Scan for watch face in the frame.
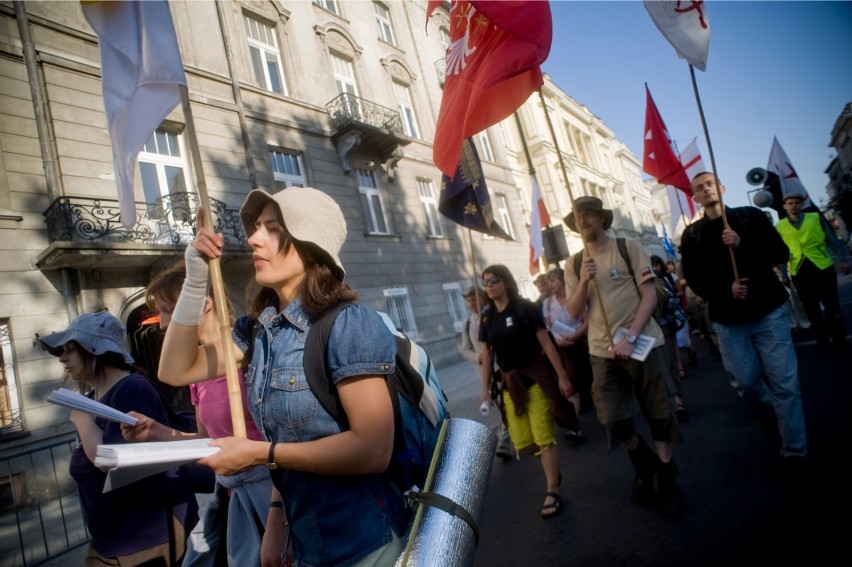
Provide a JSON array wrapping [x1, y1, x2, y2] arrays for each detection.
[[627, 335, 637, 344]]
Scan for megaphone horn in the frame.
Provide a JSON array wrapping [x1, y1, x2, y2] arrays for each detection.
[[746, 167, 768, 186]]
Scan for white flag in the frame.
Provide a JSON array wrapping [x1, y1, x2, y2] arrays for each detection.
[[644, 0, 711, 71], [82, 0, 187, 228], [529, 175, 550, 275], [767, 137, 812, 208], [679, 138, 706, 180]]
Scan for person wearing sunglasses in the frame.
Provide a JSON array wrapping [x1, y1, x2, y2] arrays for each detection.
[[477, 265, 574, 520]]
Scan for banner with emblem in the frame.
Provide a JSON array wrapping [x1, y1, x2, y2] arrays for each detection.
[[427, 0, 552, 177]]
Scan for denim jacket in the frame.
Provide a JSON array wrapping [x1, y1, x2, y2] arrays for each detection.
[[233, 299, 407, 567]]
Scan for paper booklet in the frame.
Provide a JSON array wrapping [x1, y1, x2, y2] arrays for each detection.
[[550, 319, 580, 341], [47, 388, 138, 426], [95, 438, 219, 492], [612, 327, 657, 362]]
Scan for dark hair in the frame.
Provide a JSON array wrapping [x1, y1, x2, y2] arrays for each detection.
[[546, 267, 564, 281], [650, 255, 668, 274], [481, 264, 519, 311], [146, 260, 186, 311], [62, 342, 141, 391], [147, 259, 235, 324], [245, 221, 357, 321], [690, 171, 721, 186]]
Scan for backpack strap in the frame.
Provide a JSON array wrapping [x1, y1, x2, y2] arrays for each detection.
[[303, 302, 353, 428], [303, 303, 404, 453], [615, 237, 637, 284]]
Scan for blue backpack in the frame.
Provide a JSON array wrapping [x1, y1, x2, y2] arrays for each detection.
[[303, 303, 449, 504]]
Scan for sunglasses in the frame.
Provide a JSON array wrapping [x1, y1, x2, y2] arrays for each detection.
[[482, 276, 502, 287]]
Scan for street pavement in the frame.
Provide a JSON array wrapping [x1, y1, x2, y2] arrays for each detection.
[[41, 276, 852, 566], [452, 274, 852, 567]]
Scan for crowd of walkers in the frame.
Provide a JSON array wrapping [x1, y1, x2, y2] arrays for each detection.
[[43, 172, 849, 565]]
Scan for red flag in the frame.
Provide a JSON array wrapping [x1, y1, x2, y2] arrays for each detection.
[[643, 85, 691, 196], [427, 1, 552, 177], [529, 175, 550, 274]]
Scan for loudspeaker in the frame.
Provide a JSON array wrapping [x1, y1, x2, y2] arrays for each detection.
[[746, 167, 768, 186], [542, 225, 570, 264]]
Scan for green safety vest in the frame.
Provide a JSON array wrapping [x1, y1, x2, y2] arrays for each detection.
[[776, 212, 834, 276]]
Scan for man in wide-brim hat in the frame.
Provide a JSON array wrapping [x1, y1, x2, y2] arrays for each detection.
[[563, 196, 613, 239], [562, 194, 685, 516]]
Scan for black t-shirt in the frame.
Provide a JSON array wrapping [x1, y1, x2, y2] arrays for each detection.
[[479, 298, 544, 372]]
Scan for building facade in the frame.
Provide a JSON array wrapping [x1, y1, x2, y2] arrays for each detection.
[[0, 0, 663, 481]]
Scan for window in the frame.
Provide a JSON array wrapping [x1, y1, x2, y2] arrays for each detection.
[[356, 168, 390, 235], [384, 287, 419, 340], [374, 2, 396, 45], [244, 14, 286, 94], [477, 131, 494, 162], [269, 150, 306, 187], [331, 53, 358, 96], [443, 283, 467, 332], [0, 320, 23, 435], [439, 27, 450, 52], [393, 81, 419, 139], [495, 193, 515, 238], [417, 179, 444, 237], [314, 0, 338, 14], [139, 128, 188, 205]]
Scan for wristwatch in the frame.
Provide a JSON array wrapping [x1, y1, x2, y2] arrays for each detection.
[[626, 335, 637, 345], [266, 441, 278, 470]]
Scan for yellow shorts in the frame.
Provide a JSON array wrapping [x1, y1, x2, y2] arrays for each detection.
[[503, 383, 557, 456]]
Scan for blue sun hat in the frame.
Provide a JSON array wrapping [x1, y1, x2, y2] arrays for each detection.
[[40, 311, 134, 365]]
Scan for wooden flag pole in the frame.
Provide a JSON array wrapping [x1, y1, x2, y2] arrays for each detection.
[[689, 64, 740, 282], [538, 90, 615, 347], [179, 85, 247, 438]]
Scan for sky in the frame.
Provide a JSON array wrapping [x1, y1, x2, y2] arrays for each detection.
[[539, 0, 852, 213]]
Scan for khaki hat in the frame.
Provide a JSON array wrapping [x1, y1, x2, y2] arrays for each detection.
[[240, 187, 347, 280], [40, 311, 134, 365], [563, 196, 614, 233], [782, 192, 805, 203]]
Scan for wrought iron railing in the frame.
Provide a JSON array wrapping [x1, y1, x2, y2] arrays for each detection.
[[326, 92, 404, 133], [0, 435, 88, 566], [43, 193, 247, 246]]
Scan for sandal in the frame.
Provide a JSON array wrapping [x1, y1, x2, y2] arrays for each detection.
[[541, 492, 562, 519]]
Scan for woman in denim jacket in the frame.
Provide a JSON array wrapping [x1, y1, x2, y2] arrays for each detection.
[[158, 187, 407, 567]]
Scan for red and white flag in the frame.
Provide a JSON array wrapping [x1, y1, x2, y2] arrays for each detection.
[[82, 0, 187, 228], [644, 0, 711, 71], [529, 175, 551, 275], [643, 85, 691, 196], [427, 1, 552, 177], [679, 137, 705, 180], [767, 137, 812, 208]]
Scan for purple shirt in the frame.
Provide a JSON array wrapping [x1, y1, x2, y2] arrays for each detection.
[[69, 373, 197, 557]]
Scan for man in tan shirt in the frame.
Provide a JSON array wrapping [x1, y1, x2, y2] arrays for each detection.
[[564, 197, 684, 516]]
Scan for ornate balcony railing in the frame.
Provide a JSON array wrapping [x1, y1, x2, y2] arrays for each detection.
[[43, 193, 247, 246], [326, 92, 403, 134]]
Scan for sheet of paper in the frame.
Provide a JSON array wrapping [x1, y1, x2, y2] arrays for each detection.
[[47, 388, 137, 425], [96, 438, 219, 492], [612, 327, 656, 362]]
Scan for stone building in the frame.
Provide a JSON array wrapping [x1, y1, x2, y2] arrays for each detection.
[[0, 0, 661, 477]]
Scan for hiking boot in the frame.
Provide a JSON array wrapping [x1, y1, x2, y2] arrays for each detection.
[[632, 474, 655, 506], [657, 459, 685, 516], [628, 436, 657, 506]]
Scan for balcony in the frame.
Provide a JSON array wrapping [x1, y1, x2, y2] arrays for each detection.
[[325, 92, 410, 175], [35, 192, 249, 270]]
